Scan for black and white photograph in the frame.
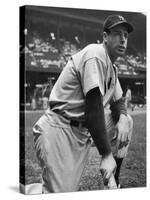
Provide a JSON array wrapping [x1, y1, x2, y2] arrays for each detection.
[[19, 4, 147, 195]]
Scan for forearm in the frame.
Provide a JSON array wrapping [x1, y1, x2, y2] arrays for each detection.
[[85, 87, 111, 157], [110, 97, 127, 122]]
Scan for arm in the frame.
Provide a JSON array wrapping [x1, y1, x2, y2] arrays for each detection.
[[85, 87, 116, 181], [110, 93, 130, 146], [85, 87, 111, 156]]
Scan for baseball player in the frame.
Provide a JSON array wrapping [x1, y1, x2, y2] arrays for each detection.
[[33, 15, 134, 193]]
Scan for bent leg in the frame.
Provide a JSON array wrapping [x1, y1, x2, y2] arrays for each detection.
[[33, 114, 91, 193]]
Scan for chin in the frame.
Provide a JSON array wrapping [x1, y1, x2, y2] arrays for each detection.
[[116, 51, 126, 57]]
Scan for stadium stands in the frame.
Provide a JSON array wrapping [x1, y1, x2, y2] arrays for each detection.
[[24, 31, 146, 72]]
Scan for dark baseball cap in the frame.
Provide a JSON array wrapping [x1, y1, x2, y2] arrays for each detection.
[[103, 15, 134, 33]]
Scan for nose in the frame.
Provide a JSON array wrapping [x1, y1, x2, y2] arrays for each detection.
[[120, 35, 125, 44], [120, 34, 127, 44]]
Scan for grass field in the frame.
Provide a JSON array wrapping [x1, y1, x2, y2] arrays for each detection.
[[21, 109, 146, 191]]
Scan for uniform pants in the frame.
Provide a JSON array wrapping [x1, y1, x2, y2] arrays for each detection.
[[33, 109, 133, 193]]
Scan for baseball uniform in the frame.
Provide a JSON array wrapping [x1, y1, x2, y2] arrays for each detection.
[[33, 42, 133, 193]]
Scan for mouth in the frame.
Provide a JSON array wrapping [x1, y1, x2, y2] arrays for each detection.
[[118, 46, 126, 52]]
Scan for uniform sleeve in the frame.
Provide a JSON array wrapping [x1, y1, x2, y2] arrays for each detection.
[[80, 58, 105, 96], [112, 78, 123, 102]]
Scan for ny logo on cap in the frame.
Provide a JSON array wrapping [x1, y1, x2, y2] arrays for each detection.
[[118, 15, 125, 21]]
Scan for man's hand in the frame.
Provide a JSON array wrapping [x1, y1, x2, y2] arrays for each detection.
[[115, 114, 129, 144], [100, 153, 116, 185], [114, 114, 131, 158]]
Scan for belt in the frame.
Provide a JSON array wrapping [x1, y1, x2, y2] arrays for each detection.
[[70, 120, 87, 128], [51, 109, 87, 128]]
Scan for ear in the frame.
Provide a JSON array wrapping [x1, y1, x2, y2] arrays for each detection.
[[103, 32, 108, 43]]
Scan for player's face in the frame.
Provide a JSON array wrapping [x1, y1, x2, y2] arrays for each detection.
[[105, 24, 128, 58]]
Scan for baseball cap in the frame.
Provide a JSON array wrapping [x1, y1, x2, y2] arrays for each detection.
[[103, 15, 134, 33]]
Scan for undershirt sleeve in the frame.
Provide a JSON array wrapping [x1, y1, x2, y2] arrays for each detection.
[[85, 87, 112, 156]]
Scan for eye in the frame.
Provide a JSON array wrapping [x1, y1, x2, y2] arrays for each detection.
[[124, 32, 128, 39]]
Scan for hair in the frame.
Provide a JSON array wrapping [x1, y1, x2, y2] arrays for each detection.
[[103, 28, 110, 34]]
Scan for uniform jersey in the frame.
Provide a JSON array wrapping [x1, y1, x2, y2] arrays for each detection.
[[48, 42, 123, 121]]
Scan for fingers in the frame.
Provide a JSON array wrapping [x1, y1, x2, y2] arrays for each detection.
[[120, 132, 128, 143], [105, 171, 112, 183], [100, 169, 107, 180], [100, 169, 109, 185], [116, 126, 129, 143], [111, 130, 118, 142], [115, 118, 130, 143], [100, 153, 117, 187], [100, 169, 116, 186]]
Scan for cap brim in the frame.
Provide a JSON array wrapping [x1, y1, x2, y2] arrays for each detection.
[[109, 21, 134, 33]]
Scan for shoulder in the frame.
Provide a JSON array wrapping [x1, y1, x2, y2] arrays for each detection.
[[85, 43, 105, 54], [71, 43, 108, 69], [73, 43, 106, 58], [83, 43, 107, 63]]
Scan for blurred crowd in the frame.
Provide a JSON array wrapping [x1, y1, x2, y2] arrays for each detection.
[[21, 30, 79, 69], [21, 30, 146, 72], [115, 54, 146, 76]]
